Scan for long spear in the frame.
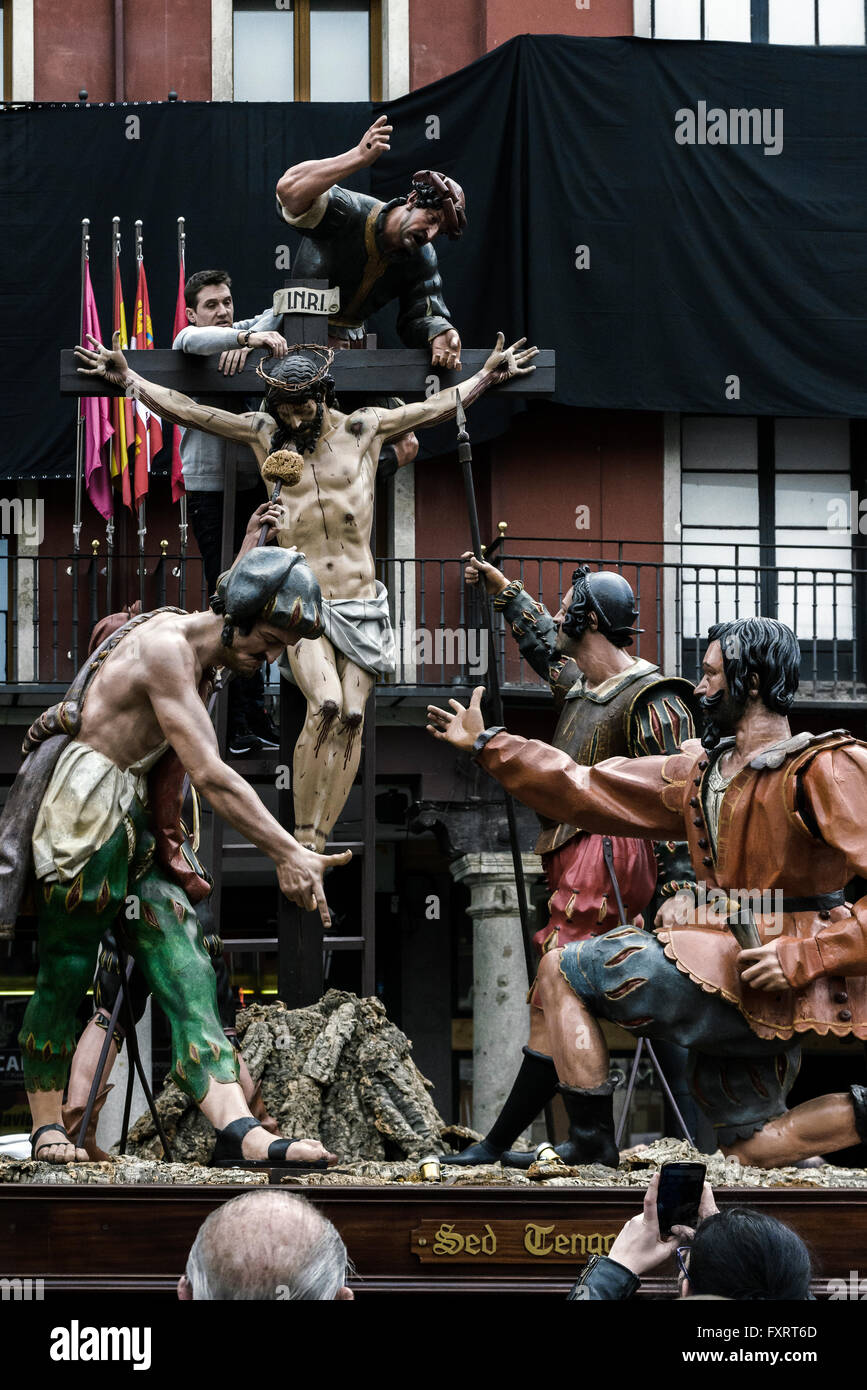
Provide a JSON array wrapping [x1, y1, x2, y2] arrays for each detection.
[[73, 218, 89, 556], [176, 216, 188, 606], [455, 393, 537, 985], [71, 218, 89, 672]]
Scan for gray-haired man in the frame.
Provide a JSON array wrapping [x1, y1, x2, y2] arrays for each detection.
[[177, 1190, 354, 1300]]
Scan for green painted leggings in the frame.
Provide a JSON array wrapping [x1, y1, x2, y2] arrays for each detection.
[[19, 796, 239, 1102]]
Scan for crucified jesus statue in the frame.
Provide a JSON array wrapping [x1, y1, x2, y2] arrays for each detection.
[[76, 331, 537, 852]]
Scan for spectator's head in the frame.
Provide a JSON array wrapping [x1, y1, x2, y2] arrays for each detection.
[[177, 1190, 353, 1300], [185, 269, 234, 326], [680, 1208, 813, 1300]]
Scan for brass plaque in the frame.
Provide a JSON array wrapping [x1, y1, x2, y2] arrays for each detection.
[[411, 1219, 618, 1263]]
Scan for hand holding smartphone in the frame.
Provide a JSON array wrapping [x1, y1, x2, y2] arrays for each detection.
[[656, 1160, 707, 1237]]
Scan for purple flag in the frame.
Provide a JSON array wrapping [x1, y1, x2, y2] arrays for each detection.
[[82, 262, 114, 520]]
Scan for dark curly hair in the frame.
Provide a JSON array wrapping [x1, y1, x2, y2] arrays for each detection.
[[707, 618, 800, 714]]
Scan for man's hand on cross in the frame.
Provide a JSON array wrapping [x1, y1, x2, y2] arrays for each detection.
[[75, 332, 131, 390], [431, 328, 462, 371], [219, 331, 287, 377]]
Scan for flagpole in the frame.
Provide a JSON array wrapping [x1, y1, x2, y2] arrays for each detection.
[[111, 215, 122, 609], [176, 216, 188, 607], [73, 218, 89, 555], [70, 217, 90, 670], [134, 218, 147, 604]]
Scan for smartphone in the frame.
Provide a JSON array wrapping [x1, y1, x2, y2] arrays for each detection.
[[656, 1161, 707, 1237]]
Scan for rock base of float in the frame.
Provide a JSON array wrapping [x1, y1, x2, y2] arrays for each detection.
[[4, 1137, 867, 1189], [124, 990, 453, 1166]]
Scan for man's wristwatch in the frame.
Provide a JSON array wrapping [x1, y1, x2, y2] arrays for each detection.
[[238, 330, 251, 347]]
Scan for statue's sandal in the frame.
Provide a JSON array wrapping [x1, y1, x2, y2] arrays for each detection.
[[30, 1123, 77, 1160], [212, 1116, 330, 1171]]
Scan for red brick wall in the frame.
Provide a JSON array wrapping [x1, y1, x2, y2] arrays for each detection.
[[485, 0, 634, 50], [34, 0, 212, 102], [409, 0, 633, 91]]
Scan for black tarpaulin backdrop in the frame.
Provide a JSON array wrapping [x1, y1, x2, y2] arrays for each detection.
[[3, 34, 867, 480]]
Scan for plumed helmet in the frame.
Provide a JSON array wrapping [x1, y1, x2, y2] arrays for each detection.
[[410, 170, 467, 239], [562, 566, 644, 647], [210, 548, 324, 647]]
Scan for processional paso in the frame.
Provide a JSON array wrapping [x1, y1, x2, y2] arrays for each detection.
[[26, 107, 866, 1181]]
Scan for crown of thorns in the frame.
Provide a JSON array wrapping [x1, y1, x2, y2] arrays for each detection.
[[255, 343, 335, 394]]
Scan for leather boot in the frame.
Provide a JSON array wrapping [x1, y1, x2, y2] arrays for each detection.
[[544, 1080, 619, 1169], [440, 1047, 559, 1166], [850, 1083, 867, 1144], [62, 1085, 115, 1162]]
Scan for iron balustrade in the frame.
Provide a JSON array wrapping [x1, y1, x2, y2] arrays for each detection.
[[1, 544, 863, 701]]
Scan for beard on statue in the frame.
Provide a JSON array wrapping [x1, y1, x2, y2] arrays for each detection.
[[699, 688, 746, 751]]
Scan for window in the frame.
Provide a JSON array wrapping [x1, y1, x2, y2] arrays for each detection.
[[680, 416, 857, 690], [635, 0, 866, 44], [233, 0, 382, 101]]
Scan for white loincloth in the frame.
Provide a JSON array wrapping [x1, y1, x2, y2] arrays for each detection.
[[279, 581, 396, 679]]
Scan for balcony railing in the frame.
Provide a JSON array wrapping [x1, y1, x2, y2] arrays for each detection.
[[2, 544, 864, 702]]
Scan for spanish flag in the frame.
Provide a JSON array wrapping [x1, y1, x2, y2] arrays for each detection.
[[110, 261, 134, 510], [130, 259, 164, 509], [82, 260, 114, 521]]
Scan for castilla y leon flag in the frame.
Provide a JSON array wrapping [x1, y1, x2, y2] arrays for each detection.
[[170, 257, 186, 502], [81, 261, 114, 520], [110, 261, 134, 510], [130, 259, 163, 509]]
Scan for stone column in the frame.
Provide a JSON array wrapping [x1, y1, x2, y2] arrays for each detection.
[[97, 1002, 153, 1152], [451, 852, 544, 1137]]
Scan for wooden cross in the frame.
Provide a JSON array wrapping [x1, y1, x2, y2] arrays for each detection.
[[61, 283, 554, 1007]]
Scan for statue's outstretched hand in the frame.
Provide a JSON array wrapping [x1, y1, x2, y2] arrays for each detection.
[[483, 332, 539, 385], [74, 332, 130, 390], [277, 845, 353, 929], [426, 685, 486, 752], [357, 114, 392, 166]]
